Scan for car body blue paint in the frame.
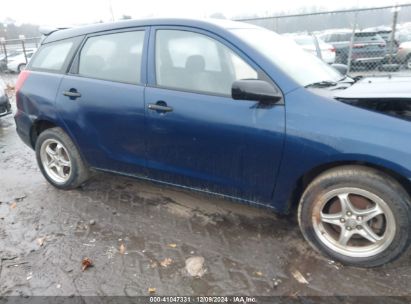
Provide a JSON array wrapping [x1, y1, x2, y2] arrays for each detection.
[[14, 18, 411, 214], [271, 87, 411, 211], [15, 71, 65, 145]]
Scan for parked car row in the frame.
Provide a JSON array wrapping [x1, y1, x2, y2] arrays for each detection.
[[318, 30, 387, 67], [0, 48, 37, 73], [288, 27, 411, 70]]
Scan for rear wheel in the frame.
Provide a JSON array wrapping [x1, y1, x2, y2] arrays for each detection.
[[17, 63, 26, 73], [35, 127, 90, 189], [298, 166, 411, 267]]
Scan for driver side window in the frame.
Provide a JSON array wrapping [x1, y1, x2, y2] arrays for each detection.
[[155, 30, 258, 95]]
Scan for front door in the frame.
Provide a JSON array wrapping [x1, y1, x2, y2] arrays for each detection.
[[144, 28, 285, 202]]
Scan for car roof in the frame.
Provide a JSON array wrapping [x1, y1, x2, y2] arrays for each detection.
[[43, 18, 257, 44]]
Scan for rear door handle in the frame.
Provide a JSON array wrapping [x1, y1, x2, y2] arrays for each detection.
[[63, 90, 81, 99], [148, 103, 173, 112]]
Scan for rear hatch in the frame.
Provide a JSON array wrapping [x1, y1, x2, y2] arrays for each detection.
[[352, 32, 386, 60]]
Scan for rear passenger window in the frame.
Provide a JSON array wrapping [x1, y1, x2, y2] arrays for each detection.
[[79, 31, 144, 84], [30, 39, 74, 71]]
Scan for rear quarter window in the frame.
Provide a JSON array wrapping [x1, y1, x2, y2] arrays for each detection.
[[30, 38, 77, 72]]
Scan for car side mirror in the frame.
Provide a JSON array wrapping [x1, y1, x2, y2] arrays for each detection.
[[232, 80, 282, 104], [331, 63, 348, 75]]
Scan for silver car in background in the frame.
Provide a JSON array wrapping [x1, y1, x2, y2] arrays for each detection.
[[286, 34, 336, 64]]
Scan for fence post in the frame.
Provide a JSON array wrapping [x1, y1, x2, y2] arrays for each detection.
[[0, 37, 6, 65], [19, 35, 27, 64], [389, 5, 400, 64], [347, 11, 358, 74]]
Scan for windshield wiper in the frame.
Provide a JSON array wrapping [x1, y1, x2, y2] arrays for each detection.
[[338, 75, 356, 83], [305, 80, 338, 88]]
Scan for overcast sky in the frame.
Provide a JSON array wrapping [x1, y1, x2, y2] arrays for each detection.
[[1, 0, 409, 26]]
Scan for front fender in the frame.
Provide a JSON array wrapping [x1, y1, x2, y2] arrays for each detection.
[[273, 87, 411, 213]]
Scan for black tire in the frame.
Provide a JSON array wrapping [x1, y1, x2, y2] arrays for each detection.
[[298, 165, 411, 267], [35, 127, 90, 189], [17, 63, 26, 73]]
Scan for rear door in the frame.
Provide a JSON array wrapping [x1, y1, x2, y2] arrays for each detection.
[[144, 27, 285, 202], [55, 28, 149, 174]]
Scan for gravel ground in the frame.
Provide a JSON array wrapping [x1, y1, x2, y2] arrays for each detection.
[[1, 72, 411, 297]]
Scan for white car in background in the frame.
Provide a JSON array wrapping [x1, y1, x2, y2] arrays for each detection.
[[6, 49, 37, 73], [289, 34, 336, 64]]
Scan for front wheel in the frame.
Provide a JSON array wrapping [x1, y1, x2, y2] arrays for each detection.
[[35, 127, 90, 189], [298, 165, 411, 267]]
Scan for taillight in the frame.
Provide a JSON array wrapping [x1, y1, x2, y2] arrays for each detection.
[[15, 70, 30, 108], [329, 47, 336, 52], [15, 70, 30, 92]]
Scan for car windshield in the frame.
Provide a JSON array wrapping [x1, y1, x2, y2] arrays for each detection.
[[230, 28, 341, 87]]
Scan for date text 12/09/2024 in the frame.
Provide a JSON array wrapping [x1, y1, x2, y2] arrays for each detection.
[[149, 296, 257, 303]]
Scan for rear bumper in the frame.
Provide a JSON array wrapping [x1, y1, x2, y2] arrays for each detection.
[[14, 109, 34, 149], [352, 56, 384, 63]]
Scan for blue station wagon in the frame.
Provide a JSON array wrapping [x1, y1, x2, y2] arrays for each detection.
[[14, 18, 411, 267]]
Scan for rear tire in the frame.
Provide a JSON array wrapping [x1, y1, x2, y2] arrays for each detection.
[[17, 63, 26, 73], [35, 127, 90, 189], [298, 165, 411, 267]]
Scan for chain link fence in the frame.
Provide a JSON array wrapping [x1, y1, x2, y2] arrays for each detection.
[[2, 6, 411, 75], [0, 37, 41, 72], [236, 4, 411, 75]]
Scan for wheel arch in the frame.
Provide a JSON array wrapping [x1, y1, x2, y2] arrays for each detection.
[[286, 160, 411, 214], [30, 119, 59, 148], [30, 118, 90, 168]]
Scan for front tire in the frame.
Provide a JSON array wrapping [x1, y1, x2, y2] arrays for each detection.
[[35, 127, 90, 189], [298, 165, 411, 267]]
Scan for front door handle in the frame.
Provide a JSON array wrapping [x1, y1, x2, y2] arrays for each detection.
[[148, 102, 173, 112], [63, 90, 81, 99]]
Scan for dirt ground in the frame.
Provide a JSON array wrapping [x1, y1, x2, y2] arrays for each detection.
[[1, 72, 411, 297]]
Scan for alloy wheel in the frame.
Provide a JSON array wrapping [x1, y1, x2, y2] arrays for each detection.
[[40, 139, 72, 184], [312, 187, 396, 258]]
